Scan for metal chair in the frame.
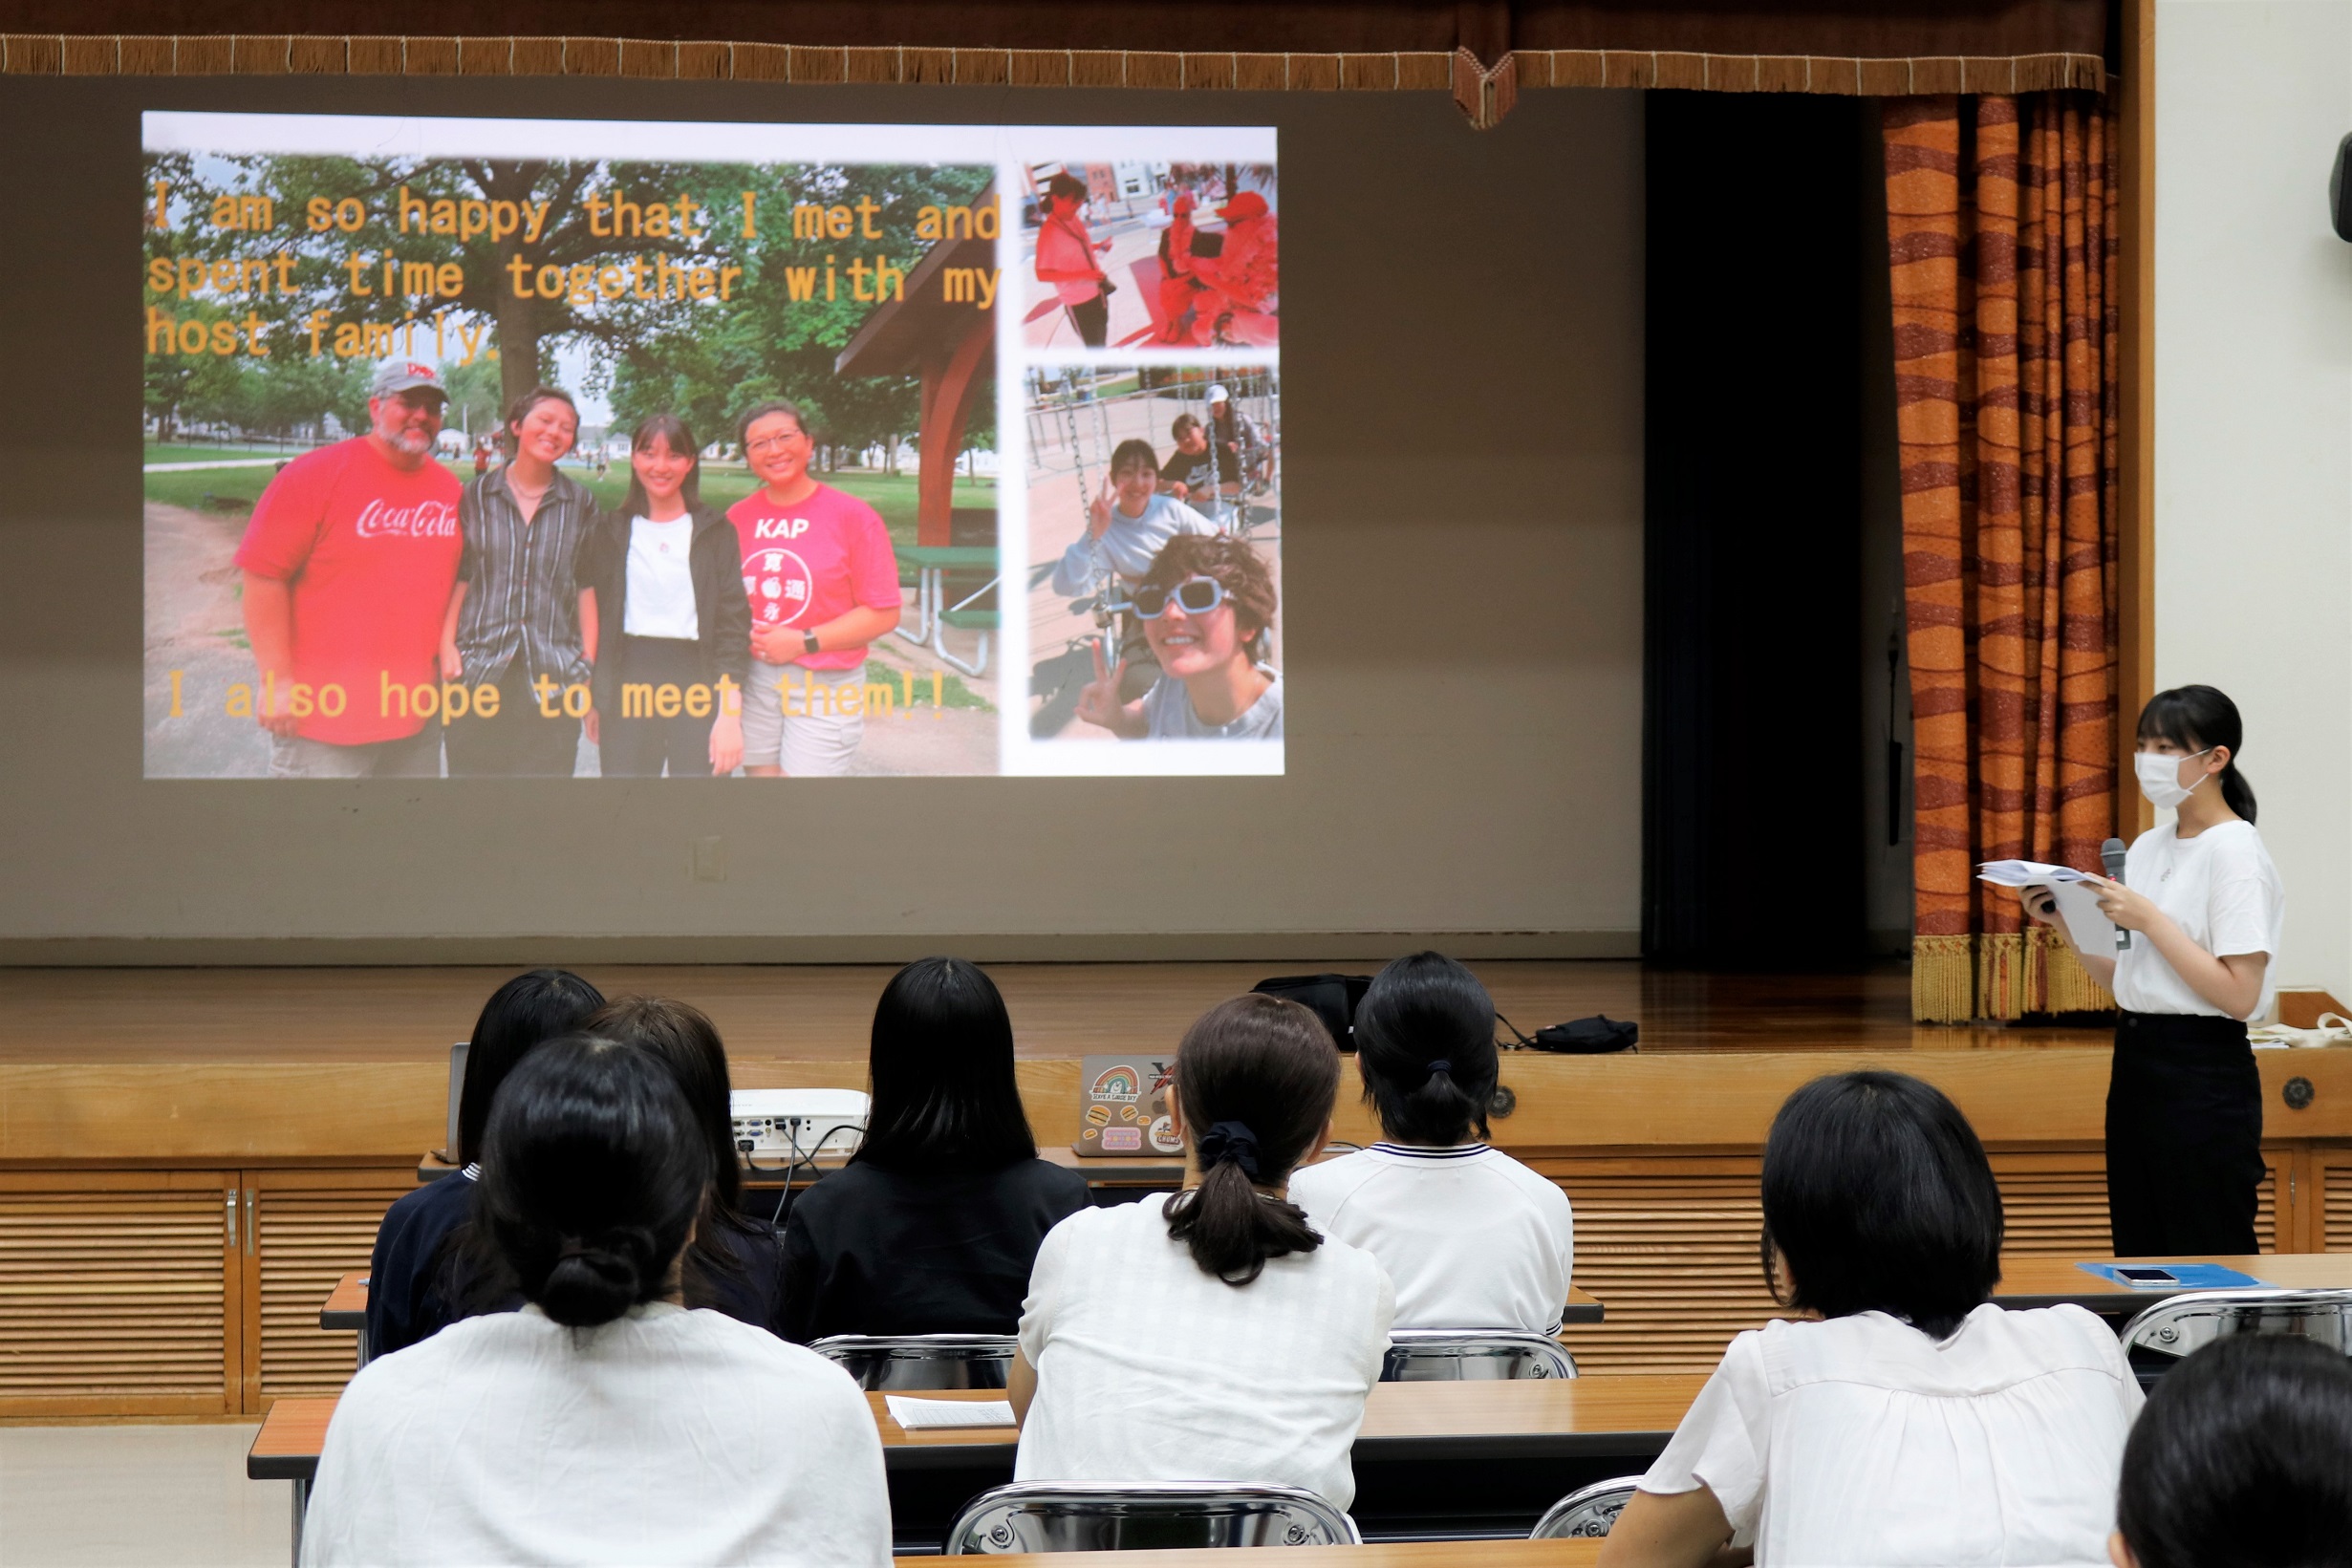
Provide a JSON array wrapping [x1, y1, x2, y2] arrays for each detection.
[[1381, 1328, 1579, 1381], [1531, 1476, 1646, 1539], [809, 1333, 1017, 1390], [945, 1481, 1360, 1554], [2121, 1288, 2352, 1388]]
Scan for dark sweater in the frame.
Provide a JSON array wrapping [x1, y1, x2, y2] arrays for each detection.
[[778, 1158, 1092, 1342]]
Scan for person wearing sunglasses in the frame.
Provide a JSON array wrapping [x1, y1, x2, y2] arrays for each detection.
[[1074, 533, 1281, 741], [1051, 439, 1222, 702]]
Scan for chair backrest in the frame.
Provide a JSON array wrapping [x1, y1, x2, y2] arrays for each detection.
[[945, 1481, 1360, 1554], [809, 1333, 1018, 1390], [1530, 1476, 1646, 1539], [1381, 1328, 1578, 1382], [443, 1040, 468, 1162], [2122, 1288, 2352, 1385]]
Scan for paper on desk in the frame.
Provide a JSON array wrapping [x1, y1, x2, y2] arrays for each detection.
[[885, 1396, 1017, 1430], [1976, 860, 2118, 953]]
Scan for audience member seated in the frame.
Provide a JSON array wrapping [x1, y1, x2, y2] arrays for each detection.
[[302, 1035, 891, 1566], [364, 968, 601, 1357], [1287, 951, 1574, 1332], [1601, 1070, 2142, 1568], [779, 956, 1090, 1342], [1008, 994, 1394, 1513], [2112, 1334, 2352, 1568], [587, 995, 788, 1334]]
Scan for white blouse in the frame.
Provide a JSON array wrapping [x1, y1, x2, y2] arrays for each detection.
[[2111, 819, 2284, 1018], [1639, 1303, 2142, 1566], [300, 1302, 891, 1566], [1015, 1197, 1393, 1511]]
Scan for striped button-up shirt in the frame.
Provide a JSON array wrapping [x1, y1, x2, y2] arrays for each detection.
[[453, 464, 598, 685]]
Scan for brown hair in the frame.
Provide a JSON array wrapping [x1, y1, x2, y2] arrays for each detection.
[[1139, 533, 1279, 662], [1162, 994, 1338, 1285], [1170, 413, 1203, 441], [501, 384, 578, 458]]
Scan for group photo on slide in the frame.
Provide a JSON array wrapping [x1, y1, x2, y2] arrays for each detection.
[[1024, 365, 1283, 746], [140, 114, 1005, 779], [1019, 160, 1278, 351]]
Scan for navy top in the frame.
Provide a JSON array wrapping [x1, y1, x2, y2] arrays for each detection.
[[366, 1170, 788, 1355], [778, 1157, 1092, 1342], [364, 1167, 478, 1358]]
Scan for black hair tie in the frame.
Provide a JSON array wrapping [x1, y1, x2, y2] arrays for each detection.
[[1426, 1060, 1453, 1076], [1197, 1120, 1262, 1180]]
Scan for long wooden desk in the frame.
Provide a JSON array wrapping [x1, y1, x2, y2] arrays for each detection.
[[891, 1546, 1604, 1566], [318, 1272, 367, 1330], [1994, 1254, 2352, 1313], [255, 1375, 1694, 1549]]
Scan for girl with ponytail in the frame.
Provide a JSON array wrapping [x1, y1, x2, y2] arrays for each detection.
[[2018, 683, 2284, 1256], [1288, 952, 1575, 1333], [303, 1036, 891, 1565], [1009, 994, 1394, 1513]]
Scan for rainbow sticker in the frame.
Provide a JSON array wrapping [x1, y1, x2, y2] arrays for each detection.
[[1090, 1065, 1142, 1103]]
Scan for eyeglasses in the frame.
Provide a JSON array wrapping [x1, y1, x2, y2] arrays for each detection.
[[745, 432, 807, 455], [1133, 577, 1226, 619]]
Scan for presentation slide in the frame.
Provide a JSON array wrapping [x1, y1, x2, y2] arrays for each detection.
[[140, 113, 1281, 781]]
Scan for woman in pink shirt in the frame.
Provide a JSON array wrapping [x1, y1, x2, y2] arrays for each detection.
[[1033, 172, 1112, 348]]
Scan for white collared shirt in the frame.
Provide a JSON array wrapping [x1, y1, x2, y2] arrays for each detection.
[[1287, 1142, 1574, 1332]]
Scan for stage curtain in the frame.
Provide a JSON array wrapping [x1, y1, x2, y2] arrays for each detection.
[[1885, 92, 2120, 1024]]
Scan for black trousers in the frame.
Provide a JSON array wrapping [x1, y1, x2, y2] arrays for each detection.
[[2106, 1009, 2265, 1255], [599, 634, 712, 778], [443, 663, 581, 777], [1068, 293, 1109, 347]]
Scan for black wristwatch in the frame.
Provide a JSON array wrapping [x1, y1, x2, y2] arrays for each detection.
[[801, 630, 820, 655]]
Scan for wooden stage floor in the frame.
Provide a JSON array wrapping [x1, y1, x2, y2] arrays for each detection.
[[0, 961, 2109, 1063]]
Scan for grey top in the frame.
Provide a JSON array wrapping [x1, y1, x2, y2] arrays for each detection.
[[454, 464, 599, 685], [1050, 494, 1221, 594], [1141, 666, 1284, 740]]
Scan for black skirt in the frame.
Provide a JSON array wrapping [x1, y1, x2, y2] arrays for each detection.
[[2105, 1009, 2265, 1256]]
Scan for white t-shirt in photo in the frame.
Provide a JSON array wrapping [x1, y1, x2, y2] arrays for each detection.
[[2111, 819, 2284, 1019], [623, 514, 700, 639], [300, 1302, 891, 1567], [1639, 1303, 2142, 1567], [1287, 1143, 1573, 1333], [1015, 1195, 1394, 1511]]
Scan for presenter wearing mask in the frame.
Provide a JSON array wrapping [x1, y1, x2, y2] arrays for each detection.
[[2019, 685, 2283, 1257]]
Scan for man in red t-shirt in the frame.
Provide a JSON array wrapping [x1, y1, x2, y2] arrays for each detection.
[[727, 401, 903, 777], [235, 361, 463, 777]]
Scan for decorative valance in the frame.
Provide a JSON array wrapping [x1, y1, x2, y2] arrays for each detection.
[[1, 2, 2113, 125]]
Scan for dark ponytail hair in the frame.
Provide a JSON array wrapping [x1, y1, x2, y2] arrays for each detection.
[[476, 1034, 707, 1328], [2139, 684, 2256, 824], [455, 969, 606, 1166], [1162, 994, 1339, 1286], [1353, 952, 1498, 1146], [2117, 1334, 2352, 1568]]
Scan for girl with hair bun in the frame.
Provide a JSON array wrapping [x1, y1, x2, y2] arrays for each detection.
[[1008, 994, 1393, 1512], [303, 1036, 890, 1566], [1287, 952, 1574, 1332], [2019, 683, 2284, 1256]]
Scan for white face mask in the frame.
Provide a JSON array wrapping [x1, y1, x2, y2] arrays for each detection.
[[2135, 746, 2214, 811]]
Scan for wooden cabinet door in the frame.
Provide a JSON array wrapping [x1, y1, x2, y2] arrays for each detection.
[[0, 1170, 241, 1419], [239, 1167, 412, 1411]]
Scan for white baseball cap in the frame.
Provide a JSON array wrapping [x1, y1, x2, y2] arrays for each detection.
[[1206, 384, 1230, 404], [371, 360, 447, 398]]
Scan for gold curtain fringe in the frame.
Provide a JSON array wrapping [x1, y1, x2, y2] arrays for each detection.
[[1912, 930, 2115, 1025], [0, 33, 2106, 100]]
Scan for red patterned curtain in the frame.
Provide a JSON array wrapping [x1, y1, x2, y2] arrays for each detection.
[[1883, 93, 2121, 1024]]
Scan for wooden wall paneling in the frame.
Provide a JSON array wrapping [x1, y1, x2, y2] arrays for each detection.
[[1987, 1151, 2112, 1256], [0, 1169, 238, 1417], [243, 1167, 411, 1410], [2309, 1149, 2352, 1251]]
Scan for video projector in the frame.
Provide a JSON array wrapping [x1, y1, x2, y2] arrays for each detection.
[[729, 1088, 869, 1157]]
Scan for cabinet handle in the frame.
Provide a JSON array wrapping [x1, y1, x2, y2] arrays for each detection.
[[224, 1189, 238, 1249], [244, 1189, 257, 1256]]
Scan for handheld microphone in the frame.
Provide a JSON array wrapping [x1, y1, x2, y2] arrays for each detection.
[[2102, 837, 2129, 952]]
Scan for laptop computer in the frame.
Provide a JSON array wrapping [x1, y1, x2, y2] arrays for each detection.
[[1074, 1053, 1184, 1157]]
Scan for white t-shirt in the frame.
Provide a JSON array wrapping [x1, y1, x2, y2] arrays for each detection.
[[623, 514, 700, 639], [1639, 1304, 2142, 1567], [1015, 1196, 1394, 1511], [1048, 494, 1222, 592], [1287, 1143, 1573, 1333], [2111, 819, 2284, 1019], [300, 1302, 891, 1567]]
